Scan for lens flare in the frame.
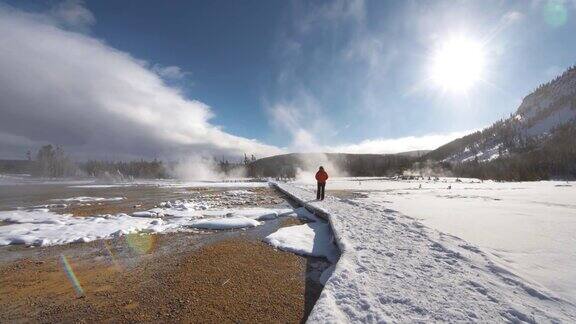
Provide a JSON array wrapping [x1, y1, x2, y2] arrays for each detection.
[[60, 254, 85, 297], [126, 233, 157, 255], [543, 0, 568, 27], [102, 240, 123, 270]]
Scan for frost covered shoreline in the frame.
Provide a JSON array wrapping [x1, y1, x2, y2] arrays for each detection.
[[0, 180, 262, 242], [0, 187, 306, 247]]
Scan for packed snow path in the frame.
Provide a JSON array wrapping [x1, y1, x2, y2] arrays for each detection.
[[273, 183, 576, 323]]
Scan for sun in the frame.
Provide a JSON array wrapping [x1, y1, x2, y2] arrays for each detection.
[[429, 36, 486, 94]]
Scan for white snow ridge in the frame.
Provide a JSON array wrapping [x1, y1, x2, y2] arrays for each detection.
[[273, 183, 576, 323]]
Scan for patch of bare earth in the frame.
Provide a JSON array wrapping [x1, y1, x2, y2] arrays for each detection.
[[281, 217, 306, 227], [0, 186, 326, 323], [0, 237, 323, 323]]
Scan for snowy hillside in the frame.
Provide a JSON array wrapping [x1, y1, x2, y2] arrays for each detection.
[[427, 65, 576, 164]]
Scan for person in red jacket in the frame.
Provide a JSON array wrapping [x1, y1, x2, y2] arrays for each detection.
[[315, 166, 328, 200]]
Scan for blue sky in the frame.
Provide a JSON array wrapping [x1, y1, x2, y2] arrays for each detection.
[[0, 0, 575, 159]]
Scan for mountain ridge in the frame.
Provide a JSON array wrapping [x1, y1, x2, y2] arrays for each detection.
[[424, 64, 576, 180], [426, 65, 576, 162]]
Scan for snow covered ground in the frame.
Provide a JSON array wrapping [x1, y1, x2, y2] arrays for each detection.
[[298, 177, 576, 306], [277, 181, 576, 322]]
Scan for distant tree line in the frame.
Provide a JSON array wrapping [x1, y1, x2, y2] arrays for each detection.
[[246, 153, 413, 178], [4, 137, 574, 181], [1, 145, 169, 179], [215, 153, 256, 176], [79, 159, 168, 179], [0, 146, 265, 179], [0, 159, 35, 174], [528, 64, 576, 97], [333, 154, 412, 177]]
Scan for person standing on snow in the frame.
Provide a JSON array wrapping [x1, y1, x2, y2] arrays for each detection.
[[315, 166, 329, 200]]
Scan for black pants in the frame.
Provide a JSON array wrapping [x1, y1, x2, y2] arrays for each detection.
[[317, 182, 326, 200]]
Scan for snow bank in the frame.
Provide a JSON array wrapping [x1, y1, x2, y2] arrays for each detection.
[[0, 209, 67, 224], [273, 182, 576, 323], [0, 210, 159, 246], [265, 222, 339, 262], [190, 216, 260, 230], [263, 201, 336, 261]]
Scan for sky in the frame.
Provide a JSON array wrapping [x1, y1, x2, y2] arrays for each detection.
[[0, 0, 575, 160]]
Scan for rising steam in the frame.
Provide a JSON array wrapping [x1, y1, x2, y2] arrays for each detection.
[[294, 153, 348, 183], [170, 156, 246, 181]]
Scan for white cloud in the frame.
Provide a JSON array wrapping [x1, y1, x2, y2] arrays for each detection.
[[0, 3, 282, 160], [328, 131, 471, 154]]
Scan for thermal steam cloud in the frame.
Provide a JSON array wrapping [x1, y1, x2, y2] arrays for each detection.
[[171, 156, 247, 181]]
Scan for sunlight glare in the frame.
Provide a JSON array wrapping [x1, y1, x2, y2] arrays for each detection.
[[430, 36, 486, 94]]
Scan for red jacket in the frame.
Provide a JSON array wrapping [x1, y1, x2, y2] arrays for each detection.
[[315, 170, 329, 183]]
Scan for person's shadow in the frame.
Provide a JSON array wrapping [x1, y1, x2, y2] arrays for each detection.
[[301, 256, 328, 323], [278, 192, 337, 322], [300, 212, 337, 322]]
